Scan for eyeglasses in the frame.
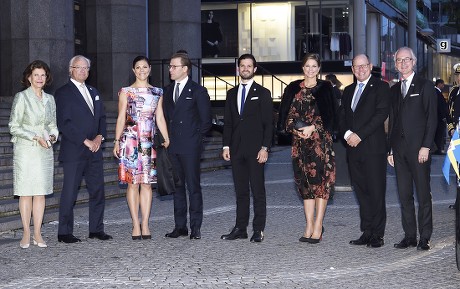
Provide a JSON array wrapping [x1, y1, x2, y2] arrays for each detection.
[[352, 64, 369, 70], [71, 66, 90, 71], [396, 57, 413, 64], [168, 65, 184, 70]]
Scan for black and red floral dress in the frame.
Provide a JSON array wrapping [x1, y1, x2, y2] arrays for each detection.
[[286, 82, 335, 200]]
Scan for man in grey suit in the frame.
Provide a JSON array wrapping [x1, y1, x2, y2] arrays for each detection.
[[388, 47, 437, 251], [339, 54, 390, 248]]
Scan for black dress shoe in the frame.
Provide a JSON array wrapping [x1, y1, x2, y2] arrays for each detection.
[[221, 227, 248, 240], [165, 228, 188, 238], [58, 234, 81, 243], [89, 232, 113, 240], [250, 230, 264, 242], [394, 237, 417, 249], [299, 236, 310, 242], [190, 229, 201, 240], [367, 236, 384, 248], [349, 234, 370, 245], [132, 235, 142, 240], [417, 239, 431, 250], [141, 235, 151, 240], [449, 204, 456, 210]]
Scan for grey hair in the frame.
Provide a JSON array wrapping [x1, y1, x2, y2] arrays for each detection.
[[394, 46, 417, 64], [68, 55, 91, 75]]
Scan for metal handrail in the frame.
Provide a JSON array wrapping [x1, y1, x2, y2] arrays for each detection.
[[150, 58, 288, 101]]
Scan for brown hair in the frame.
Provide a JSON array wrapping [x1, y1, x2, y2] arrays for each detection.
[[21, 60, 52, 88], [302, 53, 321, 67]]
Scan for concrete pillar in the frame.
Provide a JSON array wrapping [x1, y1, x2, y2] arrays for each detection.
[[366, 13, 379, 66], [149, 0, 202, 88], [0, 0, 74, 96], [85, 0, 147, 101], [353, 0, 366, 56], [408, 0, 417, 54]]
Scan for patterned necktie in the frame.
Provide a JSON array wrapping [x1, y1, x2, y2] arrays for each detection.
[[401, 79, 407, 98], [174, 82, 180, 102], [240, 84, 247, 115], [351, 82, 364, 111], [81, 84, 94, 115]]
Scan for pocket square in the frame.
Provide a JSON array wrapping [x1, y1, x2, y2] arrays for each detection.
[[251, 97, 259, 100], [186, 97, 192, 100], [95, 95, 100, 101], [409, 93, 419, 97]]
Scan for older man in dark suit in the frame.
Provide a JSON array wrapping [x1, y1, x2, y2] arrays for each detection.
[[55, 55, 111, 243], [388, 47, 437, 251], [339, 54, 390, 248], [221, 54, 273, 242], [162, 52, 212, 240]]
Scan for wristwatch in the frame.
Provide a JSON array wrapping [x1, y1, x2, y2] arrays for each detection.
[[261, 146, 268, 152]]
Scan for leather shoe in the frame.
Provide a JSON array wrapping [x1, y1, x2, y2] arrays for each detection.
[[417, 239, 431, 250], [250, 230, 264, 242], [165, 228, 188, 238], [394, 237, 417, 249], [89, 232, 113, 240], [190, 229, 201, 240], [58, 234, 81, 243], [449, 204, 456, 210], [367, 236, 384, 248], [221, 227, 248, 240], [349, 234, 370, 245]]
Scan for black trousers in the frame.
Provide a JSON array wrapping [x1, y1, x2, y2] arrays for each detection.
[[231, 151, 267, 231], [169, 152, 203, 231], [58, 157, 105, 235], [348, 153, 387, 238], [393, 143, 433, 240]]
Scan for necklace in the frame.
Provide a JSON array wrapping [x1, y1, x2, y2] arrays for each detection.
[[304, 81, 317, 89]]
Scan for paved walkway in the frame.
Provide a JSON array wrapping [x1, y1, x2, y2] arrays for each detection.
[[1, 147, 460, 288]]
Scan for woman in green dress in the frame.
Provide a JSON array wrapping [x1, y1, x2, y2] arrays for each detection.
[[9, 60, 58, 248]]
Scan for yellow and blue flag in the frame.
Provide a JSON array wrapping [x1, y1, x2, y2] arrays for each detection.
[[442, 129, 460, 184]]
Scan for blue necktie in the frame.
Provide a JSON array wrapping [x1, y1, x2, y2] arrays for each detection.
[[240, 84, 247, 115], [351, 82, 364, 111]]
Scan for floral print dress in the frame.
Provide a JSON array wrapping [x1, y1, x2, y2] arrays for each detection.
[[286, 82, 335, 200], [118, 87, 162, 184]]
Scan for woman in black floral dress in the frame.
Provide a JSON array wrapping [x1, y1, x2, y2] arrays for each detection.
[[285, 53, 338, 243]]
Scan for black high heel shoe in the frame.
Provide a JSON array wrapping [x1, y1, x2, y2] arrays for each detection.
[[132, 225, 141, 240], [306, 226, 324, 244], [141, 226, 151, 240]]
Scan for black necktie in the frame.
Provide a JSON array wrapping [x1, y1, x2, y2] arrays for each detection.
[[174, 82, 180, 102], [240, 84, 247, 115]]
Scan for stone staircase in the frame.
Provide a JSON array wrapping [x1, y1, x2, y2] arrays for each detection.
[[0, 98, 229, 232]]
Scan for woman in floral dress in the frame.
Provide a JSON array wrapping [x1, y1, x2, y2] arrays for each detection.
[[286, 53, 338, 243], [113, 56, 169, 239]]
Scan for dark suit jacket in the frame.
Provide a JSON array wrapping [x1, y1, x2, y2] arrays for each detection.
[[163, 78, 212, 154], [447, 86, 460, 133], [55, 80, 107, 162], [339, 75, 390, 157], [388, 74, 437, 152], [223, 81, 273, 155]]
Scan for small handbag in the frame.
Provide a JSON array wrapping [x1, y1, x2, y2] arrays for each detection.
[[294, 120, 309, 131]]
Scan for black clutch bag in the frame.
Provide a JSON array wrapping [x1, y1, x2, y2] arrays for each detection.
[[294, 120, 309, 131]]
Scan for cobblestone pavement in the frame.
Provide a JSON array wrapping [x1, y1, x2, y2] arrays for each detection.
[[1, 147, 460, 288]]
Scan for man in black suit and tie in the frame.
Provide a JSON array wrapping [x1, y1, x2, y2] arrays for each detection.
[[221, 54, 273, 242], [162, 52, 212, 240], [388, 47, 437, 251], [55, 55, 112, 243], [339, 54, 390, 248]]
